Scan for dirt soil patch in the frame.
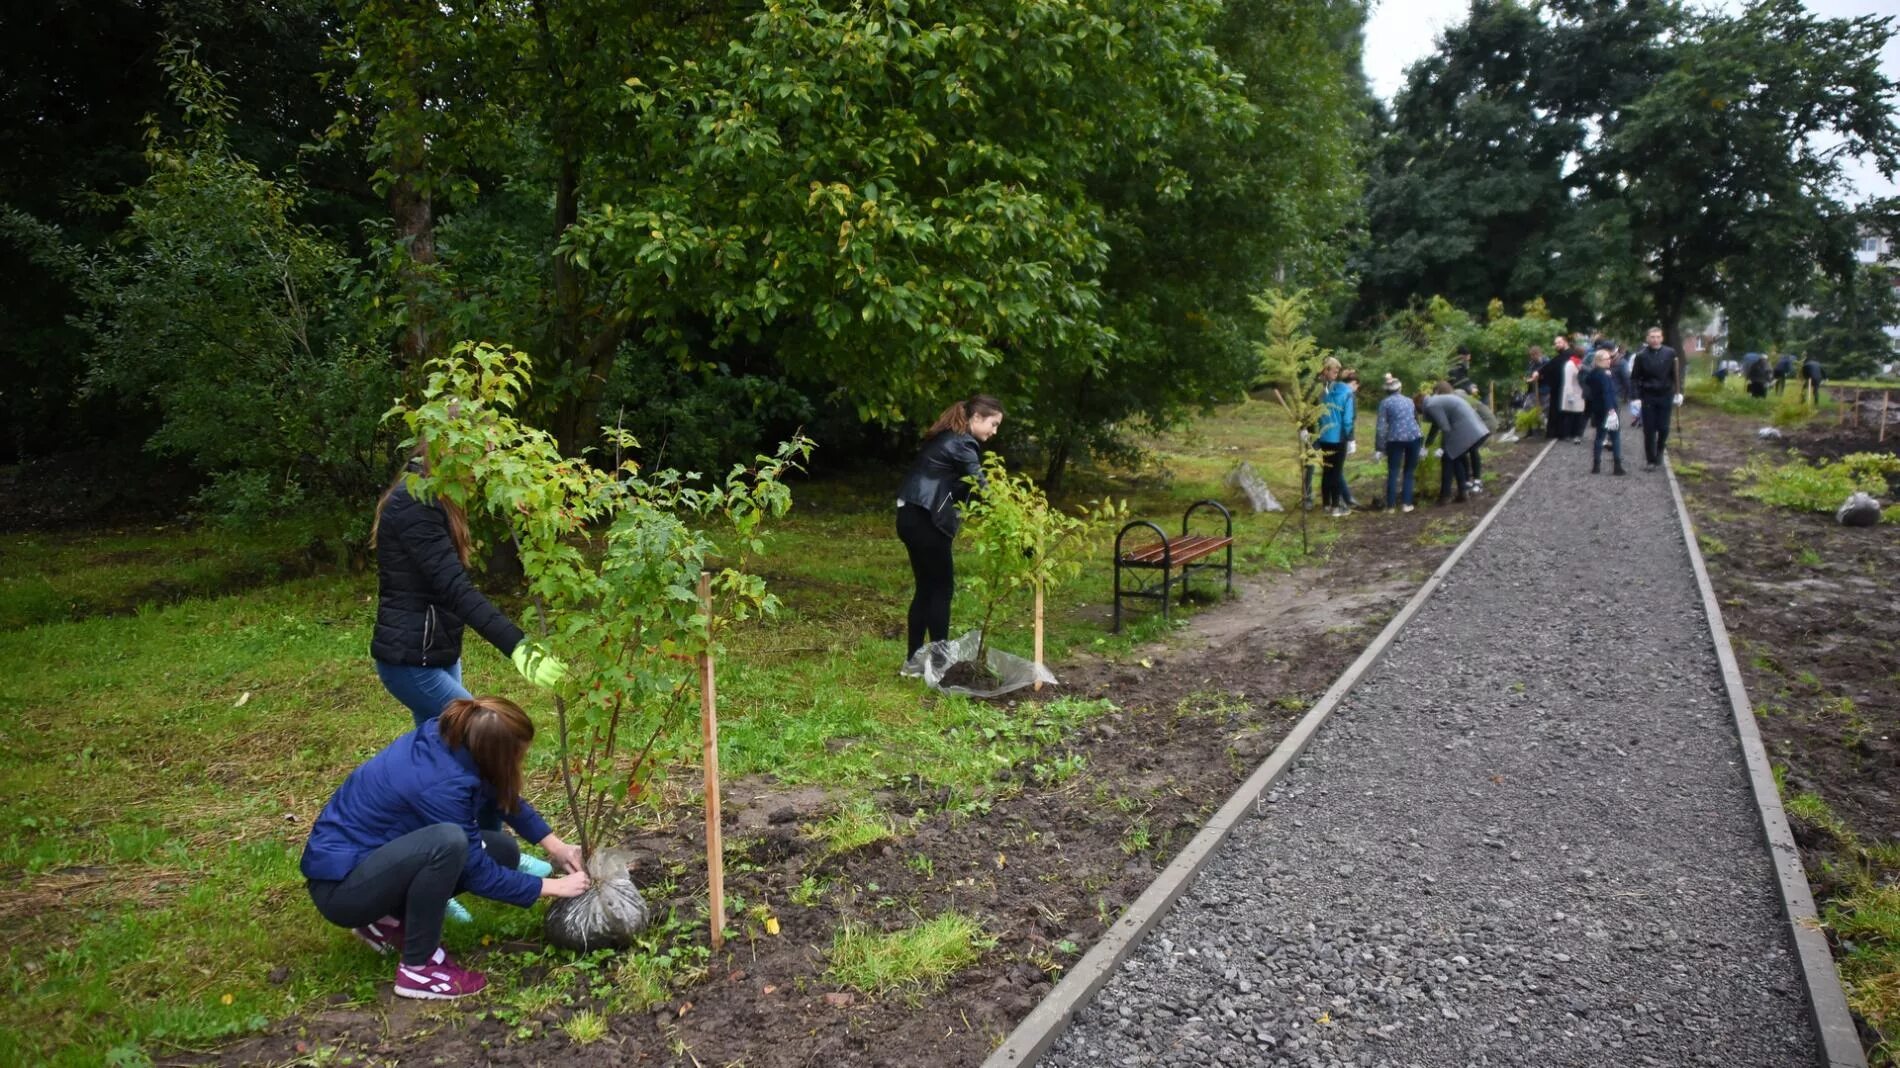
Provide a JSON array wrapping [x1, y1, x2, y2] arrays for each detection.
[[1674, 410, 1900, 843], [187, 444, 1541, 1068], [1673, 406, 1900, 1044]]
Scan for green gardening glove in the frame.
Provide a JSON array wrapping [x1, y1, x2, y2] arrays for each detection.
[[510, 642, 568, 689]]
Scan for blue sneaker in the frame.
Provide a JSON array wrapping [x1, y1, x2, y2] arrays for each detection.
[[517, 855, 553, 878]]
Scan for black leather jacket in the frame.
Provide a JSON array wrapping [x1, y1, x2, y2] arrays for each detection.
[[897, 431, 985, 537], [370, 479, 525, 667]]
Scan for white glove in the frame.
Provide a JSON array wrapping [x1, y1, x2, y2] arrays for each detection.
[[1434, 448, 1444, 459], [1347, 441, 1357, 455], [1673, 393, 1684, 407], [1299, 429, 1310, 444]]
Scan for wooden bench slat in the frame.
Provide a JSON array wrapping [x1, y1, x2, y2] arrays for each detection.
[[1119, 534, 1232, 566]]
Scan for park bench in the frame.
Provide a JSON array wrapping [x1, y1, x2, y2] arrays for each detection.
[[1112, 500, 1234, 633]]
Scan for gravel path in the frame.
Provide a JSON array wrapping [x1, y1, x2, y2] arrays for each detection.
[[1042, 447, 1818, 1067]]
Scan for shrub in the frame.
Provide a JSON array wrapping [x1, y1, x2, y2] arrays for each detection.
[[1733, 451, 1900, 517]]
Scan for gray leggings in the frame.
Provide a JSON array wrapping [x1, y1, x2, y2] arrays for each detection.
[[307, 823, 519, 965]]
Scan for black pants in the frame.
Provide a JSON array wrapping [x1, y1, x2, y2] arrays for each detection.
[[897, 505, 954, 657], [1467, 446, 1483, 482], [1804, 377, 1822, 404], [1546, 392, 1563, 437], [1641, 396, 1674, 464], [1318, 441, 1348, 506], [307, 823, 519, 966], [1439, 451, 1469, 500]]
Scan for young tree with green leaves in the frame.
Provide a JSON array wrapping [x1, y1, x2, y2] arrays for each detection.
[[390, 341, 810, 862], [1254, 290, 1331, 553], [957, 453, 1121, 679]]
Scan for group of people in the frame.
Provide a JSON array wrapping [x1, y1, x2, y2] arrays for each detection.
[[1296, 353, 1500, 516], [1717, 351, 1825, 403], [1525, 327, 1685, 473], [299, 449, 594, 1001]]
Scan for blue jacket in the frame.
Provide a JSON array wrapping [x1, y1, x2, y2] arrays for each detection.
[[1316, 381, 1355, 445], [1374, 392, 1422, 450], [301, 719, 551, 906]]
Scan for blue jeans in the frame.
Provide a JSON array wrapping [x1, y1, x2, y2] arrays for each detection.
[[375, 660, 497, 831], [1593, 422, 1623, 468], [376, 660, 473, 730], [1384, 440, 1420, 507]]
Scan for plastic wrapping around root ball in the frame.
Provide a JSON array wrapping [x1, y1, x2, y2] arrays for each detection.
[[1837, 491, 1882, 528], [544, 848, 651, 951], [903, 629, 1057, 698]]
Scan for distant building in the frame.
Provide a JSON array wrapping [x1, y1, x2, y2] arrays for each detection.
[[1856, 229, 1900, 369]]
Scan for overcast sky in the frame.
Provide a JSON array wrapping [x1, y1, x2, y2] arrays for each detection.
[[1361, 0, 1900, 204]]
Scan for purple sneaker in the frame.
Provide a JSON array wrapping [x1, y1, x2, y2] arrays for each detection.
[[352, 916, 402, 955], [394, 954, 488, 1000]]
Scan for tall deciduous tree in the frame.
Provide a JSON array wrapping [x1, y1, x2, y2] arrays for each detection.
[[1603, 0, 1900, 349], [1357, 0, 1900, 351]]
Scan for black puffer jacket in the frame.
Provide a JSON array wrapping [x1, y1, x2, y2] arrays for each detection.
[[370, 481, 524, 667], [896, 431, 984, 537]]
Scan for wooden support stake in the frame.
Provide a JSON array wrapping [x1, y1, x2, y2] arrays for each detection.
[[698, 572, 725, 951], [1880, 391, 1891, 444], [1488, 381, 1496, 412], [1032, 584, 1045, 692]]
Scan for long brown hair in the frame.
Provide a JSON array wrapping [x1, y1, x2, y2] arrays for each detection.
[[924, 394, 1004, 438], [438, 696, 534, 813], [371, 444, 472, 567]]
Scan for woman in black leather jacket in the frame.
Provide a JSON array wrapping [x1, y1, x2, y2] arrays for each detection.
[[896, 395, 1004, 660]]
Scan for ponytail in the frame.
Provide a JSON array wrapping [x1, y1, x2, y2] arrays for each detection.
[[924, 394, 1005, 439], [437, 696, 534, 813]]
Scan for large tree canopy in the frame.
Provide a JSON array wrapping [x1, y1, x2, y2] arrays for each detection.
[[1358, 0, 1900, 349]]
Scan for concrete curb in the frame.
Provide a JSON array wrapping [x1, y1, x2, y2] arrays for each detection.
[[1664, 456, 1868, 1068], [981, 440, 1558, 1068]]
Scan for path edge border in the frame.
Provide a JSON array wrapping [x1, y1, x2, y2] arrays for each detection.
[[980, 439, 1558, 1068], [1664, 456, 1867, 1068]]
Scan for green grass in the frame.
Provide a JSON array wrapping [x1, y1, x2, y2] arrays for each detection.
[[1778, 789, 1900, 1063], [0, 393, 1495, 1065], [824, 912, 993, 996], [0, 518, 334, 631], [1685, 377, 1834, 426], [810, 798, 897, 856]]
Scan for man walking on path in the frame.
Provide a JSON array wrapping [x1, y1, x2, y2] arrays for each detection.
[[1630, 326, 1681, 470]]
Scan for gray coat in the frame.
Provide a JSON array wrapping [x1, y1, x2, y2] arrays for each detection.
[[1421, 394, 1489, 460]]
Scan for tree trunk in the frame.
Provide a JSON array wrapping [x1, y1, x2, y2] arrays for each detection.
[[533, 1, 629, 454], [1041, 434, 1073, 497], [388, 79, 437, 370]]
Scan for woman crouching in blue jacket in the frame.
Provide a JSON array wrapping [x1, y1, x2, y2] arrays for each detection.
[[301, 696, 591, 1000]]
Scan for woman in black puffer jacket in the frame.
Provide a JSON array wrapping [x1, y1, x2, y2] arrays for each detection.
[[370, 449, 566, 729], [895, 395, 1004, 663]]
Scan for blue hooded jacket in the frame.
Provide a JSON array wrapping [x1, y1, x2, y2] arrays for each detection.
[[301, 718, 550, 906], [1316, 381, 1355, 445]]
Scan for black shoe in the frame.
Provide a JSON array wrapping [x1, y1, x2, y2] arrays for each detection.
[[1453, 492, 1467, 503], [1613, 463, 1627, 476], [1592, 458, 1601, 473]]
